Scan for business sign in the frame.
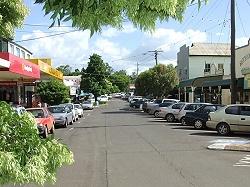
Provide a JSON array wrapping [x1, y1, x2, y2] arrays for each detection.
[[0, 52, 40, 79], [240, 52, 250, 75]]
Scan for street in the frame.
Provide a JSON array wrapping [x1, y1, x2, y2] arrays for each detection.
[[33, 99, 250, 186]]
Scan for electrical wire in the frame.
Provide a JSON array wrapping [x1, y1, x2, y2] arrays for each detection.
[[236, 1, 248, 38], [15, 30, 78, 42]]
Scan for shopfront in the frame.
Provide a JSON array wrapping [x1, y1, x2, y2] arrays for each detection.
[[0, 52, 40, 106]]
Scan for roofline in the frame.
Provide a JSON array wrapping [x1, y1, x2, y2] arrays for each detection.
[[0, 37, 33, 55], [189, 54, 231, 57]]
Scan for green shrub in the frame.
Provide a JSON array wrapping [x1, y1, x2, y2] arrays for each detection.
[[0, 101, 74, 185]]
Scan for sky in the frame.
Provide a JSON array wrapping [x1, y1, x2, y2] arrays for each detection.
[[14, 0, 250, 75]]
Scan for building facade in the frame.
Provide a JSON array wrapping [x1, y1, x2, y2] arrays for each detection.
[[177, 43, 232, 104]]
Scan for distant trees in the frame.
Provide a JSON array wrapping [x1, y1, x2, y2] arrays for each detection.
[[135, 64, 178, 97], [80, 54, 131, 99], [56, 65, 81, 76]]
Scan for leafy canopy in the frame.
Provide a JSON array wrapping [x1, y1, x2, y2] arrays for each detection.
[[109, 70, 130, 92], [0, 101, 74, 185], [135, 64, 178, 97], [36, 79, 70, 105], [81, 54, 112, 97], [35, 0, 207, 35], [0, 0, 28, 39]]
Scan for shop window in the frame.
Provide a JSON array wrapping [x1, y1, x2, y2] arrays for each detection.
[[21, 50, 25, 59], [0, 40, 8, 52], [204, 63, 211, 72], [16, 47, 20, 57], [10, 44, 14, 54], [218, 63, 224, 70]]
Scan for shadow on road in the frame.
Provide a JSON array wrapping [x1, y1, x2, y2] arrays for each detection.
[[190, 131, 250, 139], [171, 127, 196, 130]]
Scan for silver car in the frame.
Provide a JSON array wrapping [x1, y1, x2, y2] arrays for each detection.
[[59, 103, 79, 122], [81, 100, 94, 110], [48, 106, 74, 128]]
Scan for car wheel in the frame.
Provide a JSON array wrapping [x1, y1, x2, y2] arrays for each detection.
[[154, 111, 160, 118], [73, 117, 76, 122], [194, 120, 204, 129], [42, 126, 48, 138], [166, 114, 175, 122], [217, 123, 230, 136], [180, 117, 186, 126], [64, 119, 68, 128]]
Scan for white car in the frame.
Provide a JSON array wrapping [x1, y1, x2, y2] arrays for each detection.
[[74, 104, 84, 117], [206, 104, 250, 135], [177, 103, 207, 125], [81, 100, 94, 110], [97, 95, 108, 103], [158, 102, 186, 122], [60, 103, 78, 122]]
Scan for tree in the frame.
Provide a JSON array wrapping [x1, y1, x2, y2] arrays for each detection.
[[80, 54, 111, 99], [0, 0, 28, 39], [56, 65, 72, 76], [135, 64, 178, 97], [35, 0, 206, 35], [109, 70, 130, 92], [36, 79, 70, 105], [0, 101, 73, 185]]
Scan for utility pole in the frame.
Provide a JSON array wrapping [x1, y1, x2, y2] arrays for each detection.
[[136, 62, 139, 76], [231, 0, 237, 104], [148, 50, 163, 65]]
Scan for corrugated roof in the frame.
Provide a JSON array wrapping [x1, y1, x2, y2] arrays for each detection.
[[189, 43, 231, 56]]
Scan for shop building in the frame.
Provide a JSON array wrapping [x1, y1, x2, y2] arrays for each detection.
[[177, 43, 235, 104], [63, 76, 81, 101]]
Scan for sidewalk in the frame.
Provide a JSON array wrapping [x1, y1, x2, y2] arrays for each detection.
[[207, 139, 250, 152]]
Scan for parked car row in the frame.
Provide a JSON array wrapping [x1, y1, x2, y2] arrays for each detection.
[[135, 98, 250, 136], [12, 101, 96, 138]]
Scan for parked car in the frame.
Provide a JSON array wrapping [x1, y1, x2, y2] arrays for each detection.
[[81, 100, 94, 110], [146, 99, 179, 113], [206, 104, 250, 135], [177, 103, 207, 125], [74, 104, 84, 117], [158, 102, 186, 122], [59, 103, 79, 122], [48, 106, 73, 128], [26, 107, 55, 138], [184, 104, 224, 129], [148, 102, 174, 117], [12, 105, 26, 116], [97, 95, 108, 103], [129, 99, 144, 109]]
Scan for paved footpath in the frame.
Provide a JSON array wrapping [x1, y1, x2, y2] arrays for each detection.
[[9, 99, 250, 187]]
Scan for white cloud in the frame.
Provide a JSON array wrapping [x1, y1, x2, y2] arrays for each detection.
[[216, 32, 224, 36], [101, 23, 137, 38]]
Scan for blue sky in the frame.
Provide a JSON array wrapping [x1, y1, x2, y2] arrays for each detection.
[[15, 0, 250, 74]]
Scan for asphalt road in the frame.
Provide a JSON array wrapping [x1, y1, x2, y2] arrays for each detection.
[[16, 99, 250, 186]]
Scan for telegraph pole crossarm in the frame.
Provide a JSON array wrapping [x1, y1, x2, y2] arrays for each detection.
[[148, 50, 163, 66]]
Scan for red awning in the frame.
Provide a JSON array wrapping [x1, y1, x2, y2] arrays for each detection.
[[0, 52, 40, 79]]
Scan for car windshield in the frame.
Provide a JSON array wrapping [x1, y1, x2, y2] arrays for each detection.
[[27, 109, 44, 118], [83, 101, 91, 104], [74, 104, 81, 108], [48, 107, 65, 113], [154, 99, 162, 104]]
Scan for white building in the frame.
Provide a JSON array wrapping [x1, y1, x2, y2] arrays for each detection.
[[63, 75, 81, 96], [177, 43, 231, 81]]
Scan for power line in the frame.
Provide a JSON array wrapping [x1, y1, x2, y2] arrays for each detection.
[[23, 23, 72, 28], [148, 50, 163, 65], [236, 1, 247, 37], [15, 30, 78, 42]]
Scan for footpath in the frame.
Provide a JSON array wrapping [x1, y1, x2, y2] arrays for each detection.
[[208, 139, 250, 152]]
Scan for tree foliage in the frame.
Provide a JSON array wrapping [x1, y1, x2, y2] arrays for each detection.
[[35, 0, 206, 35], [0, 0, 28, 39], [56, 65, 82, 76], [109, 70, 130, 92], [135, 64, 178, 97], [0, 101, 74, 185], [36, 79, 70, 105], [80, 54, 112, 98]]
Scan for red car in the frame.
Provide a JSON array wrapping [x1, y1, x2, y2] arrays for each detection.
[[26, 107, 55, 138]]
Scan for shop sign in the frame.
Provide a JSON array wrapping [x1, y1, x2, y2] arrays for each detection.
[[0, 81, 17, 86], [0, 53, 41, 79], [240, 53, 250, 75]]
